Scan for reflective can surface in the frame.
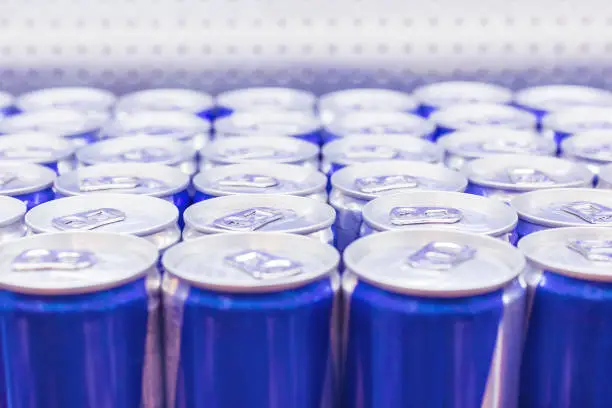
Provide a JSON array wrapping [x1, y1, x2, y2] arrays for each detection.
[[115, 88, 214, 121], [561, 129, 612, 175], [0, 196, 26, 244], [0, 132, 76, 174], [0, 162, 56, 210], [16, 87, 116, 115], [542, 106, 612, 147], [215, 87, 316, 118]]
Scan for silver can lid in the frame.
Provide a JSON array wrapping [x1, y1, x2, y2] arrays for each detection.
[[77, 135, 195, 166], [562, 130, 612, 163], [193, 163, 326, 197], [216, 87, 316, 112], [200, 136, 318, 165], [519, 227, 612, 282], [325, 111, 434, 139], [438, 127, 556, 159], [511, 188, 612, 227], [163, 232, 339, 293], [26, 193, 178, 236], [0, 91, 14, 110], [184, 194, 335, 235], [0, 232, 157, 294], [465, 155, 593, 191], [430, 103, 537, 131], [55, 163, 189, 197], [323, 135, 443, 166], [331, 160, 467, 200], [115, 88, 214, 115], [344, 229, 524, 297], [214, 110, 320, 137], [0, 109, 109, 138], [16, 87, 116, 113], [543, 106, 612, 135], [363, 191, 517, 236], [0, 162, 55, 196], [515, 85, 612, 113], [413, 81, 512, 109], [0, 196, 26, 227], [0, 132, 76, 164]]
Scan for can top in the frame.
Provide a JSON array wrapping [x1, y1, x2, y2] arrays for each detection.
[[100, 110, 211, 142], [515, 85, 612, 113], [0, 162, 55, 195], [115, 88, 214, 115], [0, 132, 76, 164], [214, 110, 321, 137], [344, 229, 524, 297], [163, 232, 339, 293], [543, 106, 612, 135], [325, 111, 434, 139], [55, 163, 189, 198], [322, 135, 443, 166], [363, 191, 517, 235], [200, 136, 318, 165], [193, 163, 326, 197], [16, 87, 116, 113], [0, 91, 14, 110], [413, 81, 513, 109], [0, 232, 157, 295], [184, 194, 335, 235], [331, 160, 467, 200], [465, 155, 593, 191], [216, 87, 316, 112], [430, 103, 537, 131], [562, 130, 612, 163], [0, 195, 26, 227], [438, 127, 556, 159], [0, 109, 109, 137], [77, 135, 195, 166], [519, 227, 612, 282]]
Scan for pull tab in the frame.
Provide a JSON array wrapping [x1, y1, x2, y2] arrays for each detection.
[[213, 207, 284, 231], [0, 172, 17, 186], [479, 140, 536, 154], [359, 124, 410, 134], [507, 168, 554, 185], [218, 174, 279, 189], [342, 145, 400, 160], [52, 208, 126, 231], [0, 147, 56, 159], [407, 242, 476, 270], [119, 147, 172, 163], [225, 250, 303, 280], [355, 175, 418, 194], [390, 206, 463, 226], [220, 147, 290, 160], [567, 239, 612, 262], [12, 249, 97, 271], [79, 176, 142, 192], [561, 202, 612, 224]]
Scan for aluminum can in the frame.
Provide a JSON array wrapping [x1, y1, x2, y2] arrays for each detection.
[[215, 87, 316, 118], [0, 132, 76, 174], [542, 106, 612, 148], [0, 195, 26, 243], [343, 229, 526, 408], [16, 87, 116, 114], [115, 88, 214, 121], [561, 130, 612, 175], [0, 162, 55, 210]]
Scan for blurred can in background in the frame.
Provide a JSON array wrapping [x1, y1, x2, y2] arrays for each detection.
[[0, 91, 16, 119], [115, 88, 215, 121], [16, 87, 116, 115], [0, 132, 76, 174], [0, 196, 26, 244], [215, 87, 316, 119], [542, 106, 612, 147], [0, 162, 55, 210], [561, 130, 612, 175]]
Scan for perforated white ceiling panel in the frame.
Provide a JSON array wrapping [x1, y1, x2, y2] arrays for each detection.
[[0, 0, 611, 94]]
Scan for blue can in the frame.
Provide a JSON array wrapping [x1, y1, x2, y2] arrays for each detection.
[[115, 88, 215, 121], [0, 195, 27, 244], [562, 130, 612, 175], [0, 232, 162, 408], [518, 227, 612, 407], [16, 87, 116, 114], [192, 162, 327, 203], [162, 232, 340, 408], [0, 108, 110, 146], [465, 154, 594, 204], [342, 229, 526, 408], [215, 87, 316, 119], [0, 91, 16, 119], [330, 160, 467, 251], [413, 81, 513, 118], [0, 162, 55, 210], [0, 132, 76, 174], [543, 106, 612, 148], [318, 88, 418, 125], [214, 110, 322, 145]]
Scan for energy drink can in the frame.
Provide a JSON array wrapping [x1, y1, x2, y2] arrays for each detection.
[[361, 191, 518, 243], [182, 194, 335, 245], [542, 106, 612, 147], [0, 162, 55, 210], [561, 130, 612, 175], [215, 87, 316, 118], [430, 103, 537, 141], [342, 229, 526, 408], [0, 196, 26, 243], [115, 88, 214, 121], [0, 132, 76, 174], [192, 162, 327, 202], [318, 88, 418, 125], [77, 135, 197, 175], [0, 91, 16, 120], [330, 160, 467, 251], [0, 232, 162, 408], [519, 227, 612, 407], [465, 155, 594, 203], [413, 81, 513, 118], [16, 87, 116, 114], [322, 111, 434, 143], [438, 127, 556, 171], [162, 232, 340, 408], [199, 135, 319, 170]]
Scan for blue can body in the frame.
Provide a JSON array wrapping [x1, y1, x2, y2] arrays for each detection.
[[515, 219, 548, 240], [11, 187, 55, 211]]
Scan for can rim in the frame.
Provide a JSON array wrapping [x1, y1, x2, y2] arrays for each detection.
[[413, 81, 512, 109], [0, 132, 76, 164], [216, 87, 316, 111], [16, 87, 116, 112], [0, 196, 26, 227], [0, 162, 55, 196]]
